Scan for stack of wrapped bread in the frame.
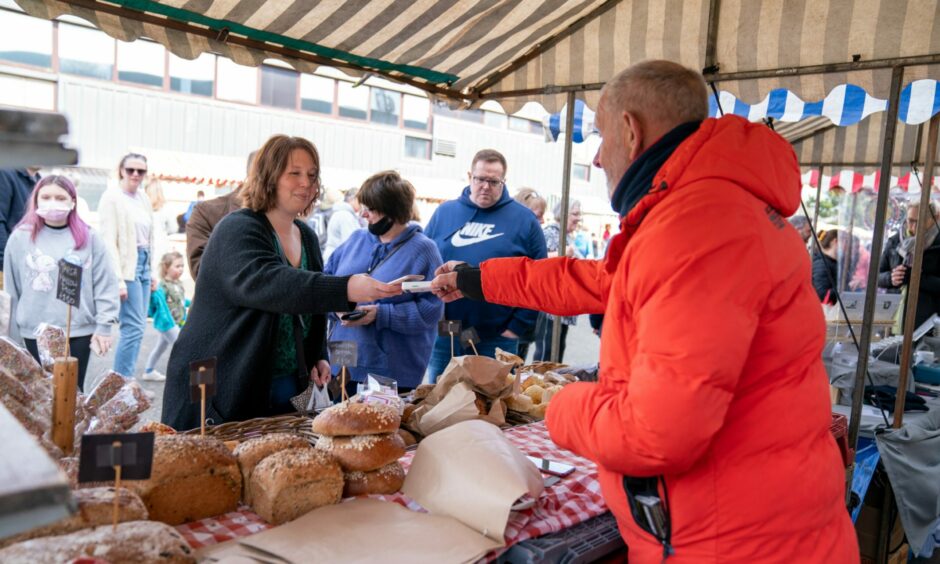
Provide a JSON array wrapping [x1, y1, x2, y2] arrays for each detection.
[[233, 433, 344, 525], [312, 401, 406, 497]]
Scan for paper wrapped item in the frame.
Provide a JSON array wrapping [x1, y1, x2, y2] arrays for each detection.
[[427, 355, 514, 403], [410, 356, 515, 433], [412, 382, 479, 436], [403, 419, 544, 541]]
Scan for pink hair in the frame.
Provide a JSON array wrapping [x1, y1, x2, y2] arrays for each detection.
[[17, 175, 90, 249]]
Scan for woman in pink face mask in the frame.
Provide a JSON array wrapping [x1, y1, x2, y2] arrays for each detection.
[[2, 175, 120, 390]]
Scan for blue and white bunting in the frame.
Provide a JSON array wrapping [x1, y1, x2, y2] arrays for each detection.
[[542, 99, 596, 143]]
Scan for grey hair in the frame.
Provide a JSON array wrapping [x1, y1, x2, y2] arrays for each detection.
[[553, 199, 581, 221], [601, 60, 708, 127], [788, 215, 809, 229], [344, 187, 358, 203], [910, 201, 940, 218]]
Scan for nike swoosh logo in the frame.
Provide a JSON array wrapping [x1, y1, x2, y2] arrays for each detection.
[[451, 231, 504, 247]]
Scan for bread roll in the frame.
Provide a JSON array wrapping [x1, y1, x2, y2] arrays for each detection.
[[0, 520, 194, 564], [0, 487, 148, 548], [524, 384, 546, 404], [128, 435, 241, 526], [139, 420, 176, 435], [311, 401, 400, 436], [315, 432, 405, 472], [234, 433, 312, 504], [521, 375, 544, 391], [505, 394, 534, 412], [528, 402, 548, 419], [344, 461, 405, 497], [402, 403, 418, 423], [251, 448, 343, 525], [397, 428, 417, 447]]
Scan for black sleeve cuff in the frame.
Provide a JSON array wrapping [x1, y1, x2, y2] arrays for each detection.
[[455, 264, 485, 301]]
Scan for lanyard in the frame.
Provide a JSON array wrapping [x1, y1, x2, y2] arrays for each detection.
[[366, 231, 416, 275]]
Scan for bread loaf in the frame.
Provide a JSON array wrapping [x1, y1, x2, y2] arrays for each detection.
[[397, 428, 417, 447], [128, 435, 241, 525], [250, 448, 343, 525], [234, 433, 311, 504], [315, 432, 405, 472], [343, 462, 405, 497], [139, 421, 177, 435], [0, 520, 194, 563], [505, 394, 534, 412], [0, 487, 148, 548], [311, 401, 400, 436]]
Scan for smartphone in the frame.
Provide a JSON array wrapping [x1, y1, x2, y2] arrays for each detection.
[[526, 456, 576, 477], [389, 274, 424, 285], [341, 310, 367, 321]]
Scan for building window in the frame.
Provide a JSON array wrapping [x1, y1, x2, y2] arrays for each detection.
[[572, 164, 590, 182], [338, 81, 368, 120], [300, 74, 333, 114], [403, 95, 429, 130], [433, 101, 484, 123], [116, 39, 164, 87], [0, 10, 52, 68], [260, 64, 298, 109], [58, 23, 114, 79], [169, 52, 213, 96], [404, 136, 431, 160], [484, 111, 507, 129], [370, 87, 400, 126], [509, 116, 537, 133], [216, 57, 257, 104]]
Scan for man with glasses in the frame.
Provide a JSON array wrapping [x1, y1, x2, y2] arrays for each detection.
[[424, 149, 546, 380], [878, 201, 940, 328]]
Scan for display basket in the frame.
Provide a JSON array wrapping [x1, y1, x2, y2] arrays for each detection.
[[181, 414, 319, 445]]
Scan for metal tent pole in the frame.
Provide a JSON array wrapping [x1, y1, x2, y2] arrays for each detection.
[[846, 66, 905, 461], [551, 91, 576, 363], [812, 165, 824, 233], [893, 114, 940, 427]]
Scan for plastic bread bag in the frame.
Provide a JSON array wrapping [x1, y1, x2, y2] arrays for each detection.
[[35, 323, 68, 370], [290, 382, 332, 413], [356, 373, 402, 413], [85, 380, 151, 435], [82, 370, 126, 416], [0, 336, 44, 383]]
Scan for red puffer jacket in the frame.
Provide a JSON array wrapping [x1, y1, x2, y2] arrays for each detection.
[[481, 116, 857, 562]]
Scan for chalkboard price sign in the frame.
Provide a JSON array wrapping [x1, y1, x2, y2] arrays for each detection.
[[56, 259, 82, 308]]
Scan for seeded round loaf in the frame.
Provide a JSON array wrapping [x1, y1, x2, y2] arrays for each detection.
[[250, 448, 343, 525], [343, 461, 405, 497], [315, 432, 405, 472], [234, 433, 312, 504], [311, 401, 400, 436]]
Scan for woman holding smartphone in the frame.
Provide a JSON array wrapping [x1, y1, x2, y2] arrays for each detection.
[[325, 171, 443, 393]]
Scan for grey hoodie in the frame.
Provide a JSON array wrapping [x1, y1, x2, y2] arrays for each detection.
[[3, 224, 120, 341]]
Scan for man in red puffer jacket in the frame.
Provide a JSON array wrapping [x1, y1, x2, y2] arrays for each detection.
[[431, 60, 858, 562]]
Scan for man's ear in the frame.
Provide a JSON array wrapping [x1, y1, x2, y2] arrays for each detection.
[[624, 111, 644, 161]]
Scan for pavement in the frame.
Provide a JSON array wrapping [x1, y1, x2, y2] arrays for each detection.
[[84, 316, 602, 423]]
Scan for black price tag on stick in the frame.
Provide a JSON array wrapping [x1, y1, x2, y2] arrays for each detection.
[[329, 341, 358, 367], [189, 358, 217, 402], [438, 320, 462, 336], [78, 432, 154, 482], [460, 327, 481, 348], [56, 258, 82, 308]]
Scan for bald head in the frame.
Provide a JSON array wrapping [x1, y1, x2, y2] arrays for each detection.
[[601, 60, 709, 131]]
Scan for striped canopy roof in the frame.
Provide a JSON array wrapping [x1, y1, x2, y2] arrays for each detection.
[[13, 0, 940, 114]]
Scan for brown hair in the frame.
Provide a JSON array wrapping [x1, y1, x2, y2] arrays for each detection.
[[471, 149, 507, 176], [817, 229, 840, 250], [117, 152, 147, 180], [514, 188, 546, 215], [158, 251, 183, 281], [241, 135, 320, 215], [357, 170, 415, 225]]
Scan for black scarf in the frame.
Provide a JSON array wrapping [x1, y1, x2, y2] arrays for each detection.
[[610, 121, 701, 217]]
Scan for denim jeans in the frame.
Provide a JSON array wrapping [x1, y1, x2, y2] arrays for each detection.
[[426, 334, 519, 383], [114, 248, 151, 377]]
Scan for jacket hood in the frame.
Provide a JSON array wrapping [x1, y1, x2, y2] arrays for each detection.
[[457, 185, 514, 211], [624, 116, 801, 227]]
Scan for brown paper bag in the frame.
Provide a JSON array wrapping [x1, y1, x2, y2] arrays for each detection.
[[426, 355, 514, 404], [413, 382, 479, 436]]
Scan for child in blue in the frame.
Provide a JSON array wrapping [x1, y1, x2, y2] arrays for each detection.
[[144, 251, 189, 381], [325, 171, 443, 391]]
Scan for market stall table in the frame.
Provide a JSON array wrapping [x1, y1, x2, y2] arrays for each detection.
[[176, 421, 611, 559]]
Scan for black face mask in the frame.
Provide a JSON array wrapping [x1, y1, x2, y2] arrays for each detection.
[[368, 216, 394, 236]]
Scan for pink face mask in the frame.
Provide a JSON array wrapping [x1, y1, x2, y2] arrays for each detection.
[[36, 201, 73, 223]]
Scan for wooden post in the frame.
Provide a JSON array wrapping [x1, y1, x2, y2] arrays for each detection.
[[552, 90, 577, 363], [65, 305, 71, 358], [199, 383, 206, 437], [812, 165, 824, 233], [112, 441, 122, 532], [51, 357, 78, 454], [449, 331, 455, 358]]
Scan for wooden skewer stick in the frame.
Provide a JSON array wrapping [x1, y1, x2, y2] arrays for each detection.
[[341, 366, 348, 402], [112, 440, 122, 532], [449, 331, 455, 358], [199, 383, 206, 437], [65, 304, 71, 358], [469, 341, 479, 355]]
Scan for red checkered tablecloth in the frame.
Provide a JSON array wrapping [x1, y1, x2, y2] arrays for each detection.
[[176, 421, 610, 554]]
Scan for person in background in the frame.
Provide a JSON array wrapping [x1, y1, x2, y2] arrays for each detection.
[[186, 151, 255, 279], [145, 178, 178, 278], [513, 187, 547, 224], [3, 175, 118, 390], [162, 135, 401, 429], [424, 149, 547, 381], [878, 201, 940, 327], [0, 167, 41, 286], [533, 199, 585, 362], [99, 152, 154, 379], [788, 214, 813, 246], [143, 251, 188, 382], [812, 229, 844, 305], [177, 190, 205, 232], [323, 187, 364, 261], [325, 171, 443, 393]]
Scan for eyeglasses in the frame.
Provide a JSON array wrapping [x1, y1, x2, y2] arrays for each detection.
[[472, 176, 504, 188], [124, 167, 147, 176]]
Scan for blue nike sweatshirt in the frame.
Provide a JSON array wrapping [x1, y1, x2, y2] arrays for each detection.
[[425, 185, 547, 340], [324, 224, 443, 388]]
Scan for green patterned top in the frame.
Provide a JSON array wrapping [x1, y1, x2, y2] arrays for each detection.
[[271, 240, 313, 375]]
